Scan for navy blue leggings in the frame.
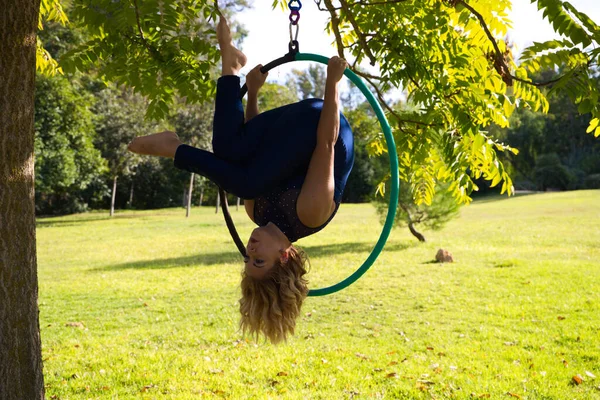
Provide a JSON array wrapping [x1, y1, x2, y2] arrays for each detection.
[[174, 75, 354, 200]]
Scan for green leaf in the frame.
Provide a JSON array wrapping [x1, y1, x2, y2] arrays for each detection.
[[578, 99, 593, 114]]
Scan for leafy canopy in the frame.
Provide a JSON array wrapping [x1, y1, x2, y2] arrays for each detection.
[[37, 0, 600, 205]]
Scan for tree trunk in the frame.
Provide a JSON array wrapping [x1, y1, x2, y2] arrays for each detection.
[[186, 173, 194, 218], [110, 175, 117, 217], [215, 191, 220, 213], [0, 0, 45, 398], [236, 197, 240, 211], [128, 182, 134, 208], [407, 221, 426, 242], [399, 202, 426, 242], [199, 186, 204, 206]]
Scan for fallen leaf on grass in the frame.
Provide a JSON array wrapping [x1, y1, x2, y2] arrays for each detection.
[[373, 368, 383, 372], [321, 358, 328, 364], [478, 394, 491, 398], [65, 322, 84, 329], [209, 369, 224, 374], [586, 371, 596, 379], [417, 379, 435, 385], [572, 375, 584, 385], [426, 346, 434, 351], [506, 392, 521, 399], [557, 316, 566, 320], [355, 353, 369, 360], [385, 372, 398, 378], [140, 384, 157, 392], [563, 360, 569, 367], [277, 371, 288, 376], [504, 342, 516, 346], [388, 361, 398, 366]]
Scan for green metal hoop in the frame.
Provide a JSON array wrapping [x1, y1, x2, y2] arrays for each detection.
[[293, 53, 400, 296]]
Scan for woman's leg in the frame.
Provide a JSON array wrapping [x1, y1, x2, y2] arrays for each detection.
[[127, 17, 247, 159], [174, 101, 325, 199], [211, 17, 248, 162]]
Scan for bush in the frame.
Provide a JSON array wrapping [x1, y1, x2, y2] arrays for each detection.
[[533, 153, 574, 191], [584, 174, 600, 189]]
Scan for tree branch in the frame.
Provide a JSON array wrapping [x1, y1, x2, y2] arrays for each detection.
[[322, 0, 346, 59], [339, 0, 377, 65], [132, 0, 146, 41], [457, 0, 586, 88], [354, 70, 437, 129], [348, 0, 408, 7], [456, 0, 513, 86], [131, 0, 163, 61]]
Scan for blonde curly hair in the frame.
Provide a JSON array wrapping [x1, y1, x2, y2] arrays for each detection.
[[239, 246, 309, 344]]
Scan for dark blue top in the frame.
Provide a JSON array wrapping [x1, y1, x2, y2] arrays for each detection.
[[174, 76, 354, 242]]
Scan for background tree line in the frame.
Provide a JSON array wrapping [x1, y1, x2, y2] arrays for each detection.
[[34, 23, 387, 216], [35, 21, 600, 242]]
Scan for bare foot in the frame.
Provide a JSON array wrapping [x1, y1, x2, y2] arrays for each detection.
[[128, 131, 182, 158], [217, 17, 247, 74]]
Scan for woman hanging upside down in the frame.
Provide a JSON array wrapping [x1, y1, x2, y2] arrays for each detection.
[[128, 17, 354, 343]]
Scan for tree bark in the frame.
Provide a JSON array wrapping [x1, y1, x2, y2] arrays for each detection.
[[186, 173, 194, 218], [400, 202, 426, 242], [236, 197, 240, 211], [0, 0, 45, 398], [199, 186, 204, 206], [215, 191, 220, 213], [407, 221, 426, 242], [110, 175, 118, 217], [128, 182, 134, 208]]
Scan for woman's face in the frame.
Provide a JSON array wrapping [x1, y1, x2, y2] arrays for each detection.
[[244, 224, 287, 279]]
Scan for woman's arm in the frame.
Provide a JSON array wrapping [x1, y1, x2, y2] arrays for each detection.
[[297, 57, 347, 228], [246, 91, 259, 122], [245, 65, 267, 122], [244, 199, 255, 222]]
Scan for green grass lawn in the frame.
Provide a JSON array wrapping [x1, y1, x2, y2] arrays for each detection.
[[38, 190, 600, 399]]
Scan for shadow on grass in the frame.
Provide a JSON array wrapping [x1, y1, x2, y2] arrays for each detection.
[[36, 212, 224, 228], [92, 240, 415, 272], [36, 213, 149, 228]]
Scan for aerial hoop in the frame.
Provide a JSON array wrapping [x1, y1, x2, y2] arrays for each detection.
[[219, 51, 399, 296]]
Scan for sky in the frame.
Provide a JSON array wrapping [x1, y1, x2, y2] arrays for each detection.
[[233, 0, 600, 85]]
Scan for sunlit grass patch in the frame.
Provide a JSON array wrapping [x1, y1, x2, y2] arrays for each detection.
[[39, 190, 600, 399]]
